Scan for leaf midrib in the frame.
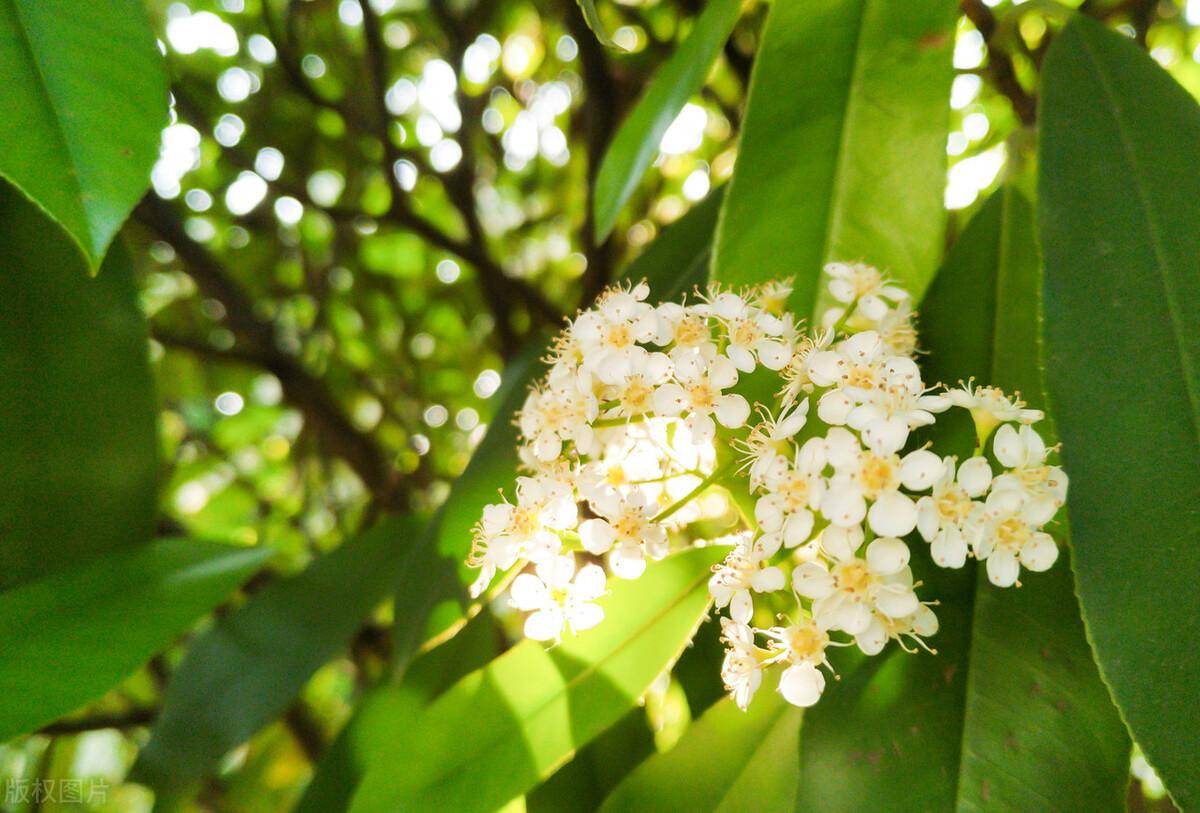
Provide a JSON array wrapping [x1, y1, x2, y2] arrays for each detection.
[[4, 0, 90, 251], [375, 559, 713, 806]]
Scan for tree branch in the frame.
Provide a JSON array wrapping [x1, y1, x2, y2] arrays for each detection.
[[137, 196, 408, 510], [38, 708, 156, 736], [960, 0, 1037, 127]]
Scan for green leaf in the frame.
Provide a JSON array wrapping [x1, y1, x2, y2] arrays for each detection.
[[574, 0, 620, 50], [593, 0, 741, 241], [0, 184, 157, 590], [796, 188, 1130, 811], [349, 547, 722, 813], [1039, 16, 1200, 809], [0, 538, 269, 740], [601, 686, 801, 813], [296, 611, 503, 813], [0, 0, 168, 270], [711, 0, 956, 317], [133, 515, 424, 792]]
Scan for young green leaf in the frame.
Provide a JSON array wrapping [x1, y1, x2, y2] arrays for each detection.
[[133, 516, 423, 793], [1040, 16, 1200, 808], [574, 0, 621, 49], [593, 0, 742, 241], [0, 0, 168, 271], [600, 685, 801, 813], [796, 188, 1130, 811], [349, 547, 722, 813], [0, 185, 157, 590], [0, 538, 269, 740], [711, 0, 956, 318]]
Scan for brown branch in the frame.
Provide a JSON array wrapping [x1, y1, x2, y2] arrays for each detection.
[[136, 196, 408, 510], [960, 0, 1037, 127], [562, 0, 620, 304], [38, 708, 157, 736]]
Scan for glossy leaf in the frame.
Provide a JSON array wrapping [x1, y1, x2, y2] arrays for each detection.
[[0, 0, 167, 269], [0, 184, 157, 590], [796, 188, 1130, 811], [593, 0, 741, 241], [712, 0, 955, 317], [1040, 16, 1200, 808], [0, 538, 269, 740], [349, 547, 721, 813], [601, 685, 801, 813], [296, 611, 503, 813], [134, 515, 423, 792]]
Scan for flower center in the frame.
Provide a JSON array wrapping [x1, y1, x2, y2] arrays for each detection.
[[620, 377, 654, 413], [730, 318, 761, 347], [511, 505, 540, 539], [995, 517, 1031, 551], [1018, 465, 1051, 488], [688, 383, 716, 411], [936, 486, 972, 523], [846, 364, 878, 390], [834, 560, 874, 595], [615, 511, 646, 541], [776, 472, 810, 510], [674, 315, 709, 347], [604, 322, 633, 350], [788, 624, 829, 661], [858, 454, 900, 498]]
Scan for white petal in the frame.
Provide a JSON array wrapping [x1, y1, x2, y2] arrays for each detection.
[[993, 423, 1024, 468], [715, 394, 751, 428], [783, 510, 815, 548], [573, 563, 607, 600], [1020, 533, 1058, 572], [817, 390, 854, 425], [510, 573, 549, 611], [986, 550, 1021, 587], [856, 616, 888, 656], [579, 518, 616, 555], [863, 416, 909, 455], [569, 602, 604, 633], [957, 456, 993, 497], [751, 566, 785, 593], [757, 339, 791, 371], [792, 562, 835, 599], [873, 586, 919, 618], [867, 491, 917, 537], [866, 537, 910, 575], [727, 345, 757, 373], [931, 527, 968, 568], [524, 608, 563, 641], [609, 545, 647, 580], [900, 450, 944, 492], [730, 589, 754, 624], [779, 663, 826, 707], [824, 428, 861, 470], [833, 599, 872, 634], [652, 383, 687, 416], [754, 531, 784, 559], [708, 356, 740, 389], [916, 497, 940, 542], [536, 553, 576, 588], [821, 485, 867, 528], [806, 351, 844, 387], [820, 525, 863, 561], [912, 605, 939, 637]]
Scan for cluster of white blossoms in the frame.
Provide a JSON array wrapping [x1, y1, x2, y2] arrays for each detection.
[[467, 262, 1069, 713]]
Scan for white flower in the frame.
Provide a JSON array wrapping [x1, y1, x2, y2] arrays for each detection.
[[653, 353, 749, 444], [579, 488, 669, 579], [466, 474, 576, 597], [991, 424, 1068, 524], [793, 536, 919, 633], [709, 535, 786, 624], [510, 554, 606, 641], [820, 430, 940, 536], [854, 603, 939, 656], [720, 618, 764, 710], [964, 489, 1059, 587], [701, 291, 791, 373], [755, 439, 826, 548], [915, 456, 990, 568], [519, 382, 598, 462], [946, 382, 1043, 446], [571, 282, 657, 384], [778, 329, 835, 408], [760, 618, 833, 707], [824, 262, 910, 318], [604, 350, 673, 420], [740, 401, 811, 489], [651, 301, 717, 362]]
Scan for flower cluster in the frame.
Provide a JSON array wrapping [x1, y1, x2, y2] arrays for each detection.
[[466, 263, 1068, 713]]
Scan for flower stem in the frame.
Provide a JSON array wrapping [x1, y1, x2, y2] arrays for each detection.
[[651, 458, 737, 523]]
